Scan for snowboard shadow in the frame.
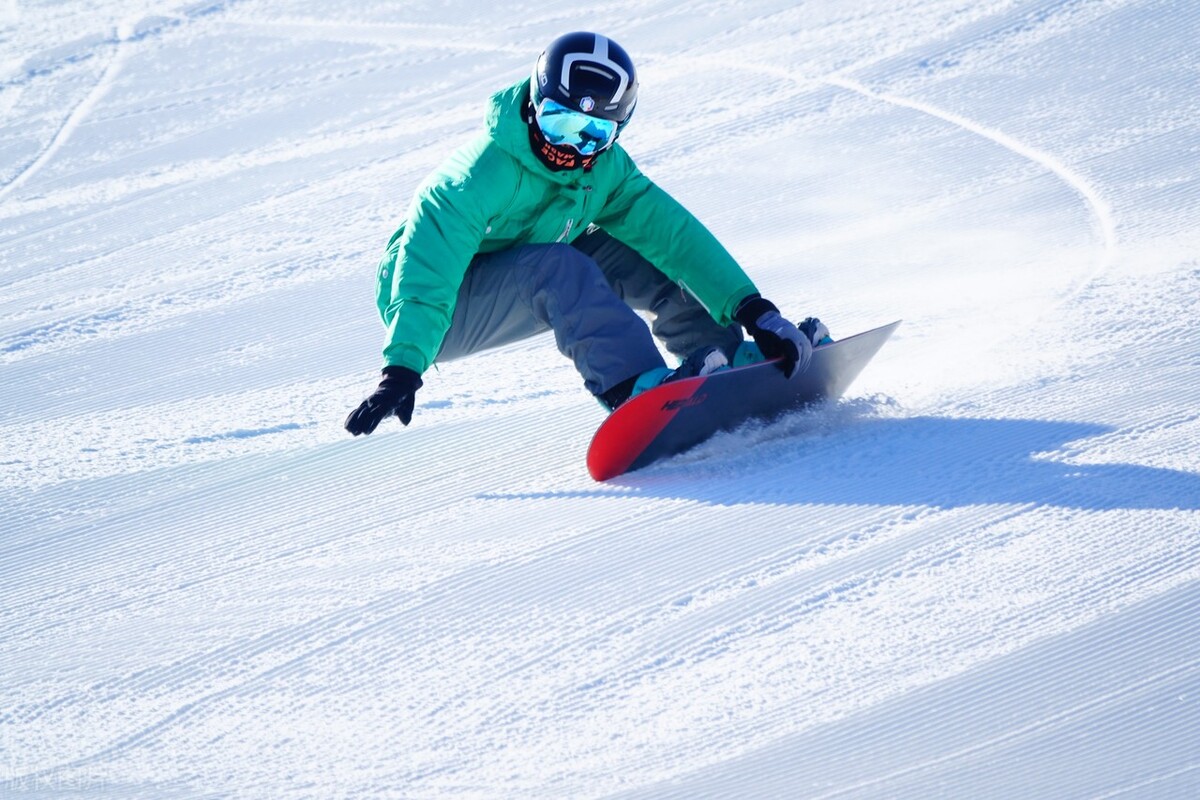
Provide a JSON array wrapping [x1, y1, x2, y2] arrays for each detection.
[[492, 415, 1200, 512]]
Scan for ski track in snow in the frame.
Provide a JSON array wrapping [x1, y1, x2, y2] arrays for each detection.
[[0, 2, 243, 204], [2, 0, 1200, 797], [822, 74, 1118, 288], [0, 40, 127, 205]]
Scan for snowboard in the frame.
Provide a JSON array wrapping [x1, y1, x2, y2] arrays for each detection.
[[587, 321, 901, 481]]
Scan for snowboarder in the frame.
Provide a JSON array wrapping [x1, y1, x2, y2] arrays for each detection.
[[345, 31, 829, 436]]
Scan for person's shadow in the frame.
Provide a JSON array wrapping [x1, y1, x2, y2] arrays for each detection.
[[487, 414, 1200, 512]]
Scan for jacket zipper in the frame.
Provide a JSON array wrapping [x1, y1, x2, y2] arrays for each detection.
[[557, 184, 593, 243], [556, 217, 574, 242]]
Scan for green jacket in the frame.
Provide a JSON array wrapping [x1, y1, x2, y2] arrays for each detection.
[[376, 79, 758, 372]]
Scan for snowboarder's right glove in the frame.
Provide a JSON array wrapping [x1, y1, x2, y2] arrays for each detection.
[[344, 366, 423, 436], [734, 294, 812, 379]]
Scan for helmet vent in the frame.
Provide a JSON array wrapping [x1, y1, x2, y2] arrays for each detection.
[[561, 35, 629, 108], [532, 32, 637, 123]]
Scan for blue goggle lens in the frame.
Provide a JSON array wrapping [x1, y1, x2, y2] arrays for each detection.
[[535, 98, 619, 156]]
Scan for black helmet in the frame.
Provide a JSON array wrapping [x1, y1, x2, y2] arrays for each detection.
[[531, 32, 638, 124]]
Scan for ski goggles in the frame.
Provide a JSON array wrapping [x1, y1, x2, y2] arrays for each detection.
[[533, 98, 620, 156]]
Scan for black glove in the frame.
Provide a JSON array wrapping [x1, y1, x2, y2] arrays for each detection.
[[344, 366, 423, 436], [734, 294, 812, 378]]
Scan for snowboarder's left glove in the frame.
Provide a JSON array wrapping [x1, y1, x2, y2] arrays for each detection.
[[734, 294, 812, 379], [344, 366, 423, 436]]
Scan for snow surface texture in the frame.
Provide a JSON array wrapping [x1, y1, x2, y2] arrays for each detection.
[[2, 0, 1199, 797]]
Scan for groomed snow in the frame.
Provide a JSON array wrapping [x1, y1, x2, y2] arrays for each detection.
[[2, 1, 1198, 797]]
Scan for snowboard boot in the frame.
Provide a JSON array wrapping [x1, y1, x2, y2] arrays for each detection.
[[599, 367, 669, 411], [598, 345, 729, 411], [798, 317, 833, 347], [669, 344, 730, 382]]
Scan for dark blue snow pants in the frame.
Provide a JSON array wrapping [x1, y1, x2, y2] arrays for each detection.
[[435, 228, 743, 397]]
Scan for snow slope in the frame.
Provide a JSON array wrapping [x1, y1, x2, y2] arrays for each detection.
[[2, 0, 1199, 796]]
